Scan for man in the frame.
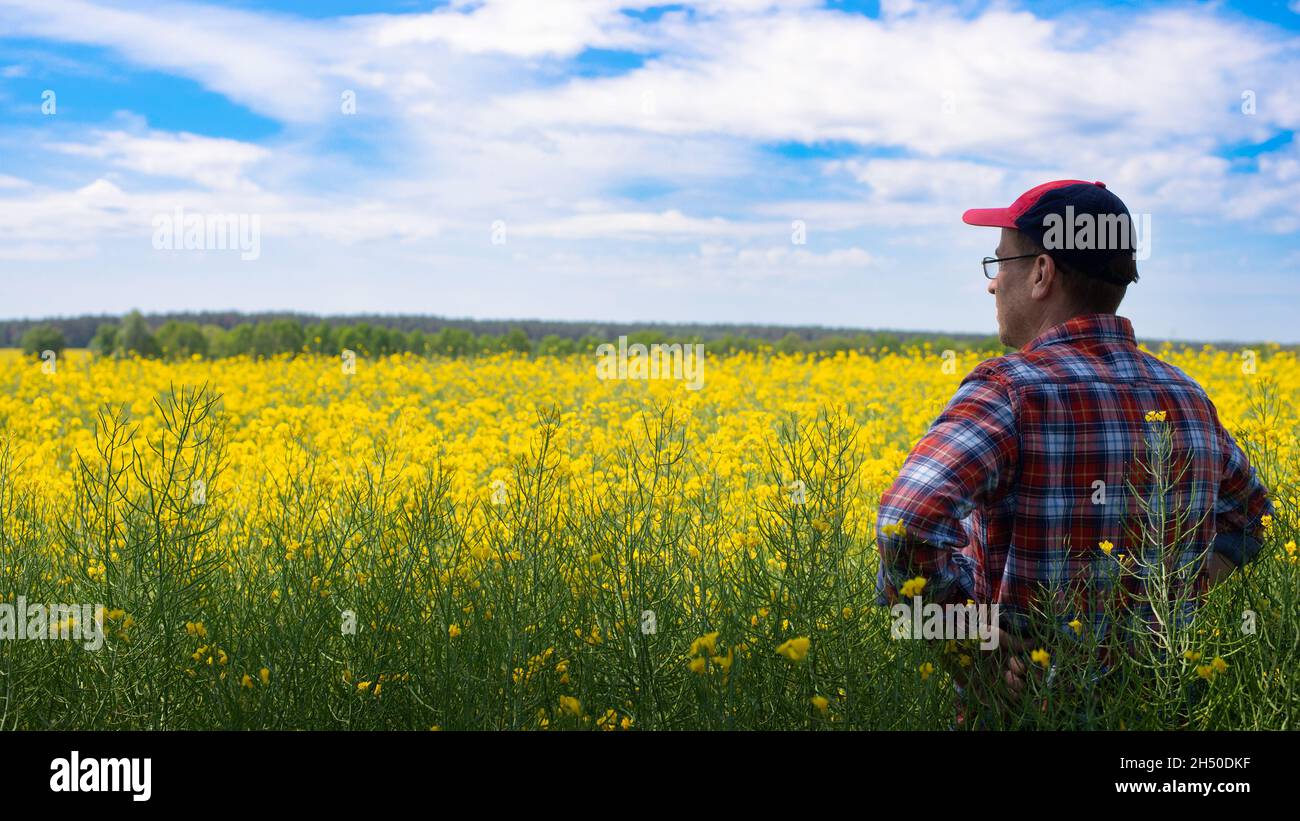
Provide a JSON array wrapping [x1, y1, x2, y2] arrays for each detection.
[[874, 179, 1274, 704]]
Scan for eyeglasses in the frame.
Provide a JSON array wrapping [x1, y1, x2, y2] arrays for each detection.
[[981, 254, 1039, 279]]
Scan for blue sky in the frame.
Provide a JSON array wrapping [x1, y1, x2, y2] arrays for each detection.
[[1, 0, 1298, 342]]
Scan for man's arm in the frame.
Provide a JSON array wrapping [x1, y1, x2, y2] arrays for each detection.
[[875, 366, 1019, 607], [1207, 402, 1274, 577]]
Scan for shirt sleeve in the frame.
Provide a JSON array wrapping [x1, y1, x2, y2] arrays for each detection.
[[875, 366, 1019, 606], [1208, 403, 1274, 569]]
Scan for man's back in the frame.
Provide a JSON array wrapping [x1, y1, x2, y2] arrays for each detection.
[[875, 313, 1274, 635]]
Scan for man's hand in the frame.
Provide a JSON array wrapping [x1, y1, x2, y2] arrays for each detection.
[[993, 629, 1028, 700], [949, 628, 1029, 711]]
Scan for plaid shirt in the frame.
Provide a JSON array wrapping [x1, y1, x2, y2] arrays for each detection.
[[875, 313, 1274, 635]]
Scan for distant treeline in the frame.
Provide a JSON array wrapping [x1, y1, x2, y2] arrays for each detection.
[[8, 311, 1009, 360]]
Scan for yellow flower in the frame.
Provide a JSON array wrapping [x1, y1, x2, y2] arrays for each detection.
[[259, 667, 270, 685], [1030, 648, 1050, 668], [918, 662, 935, 681], [775, 636, 811, 662], [1067, 618, 1083, 636], [357, 681, 371, 693], [688, 656, 708, 674], [811, 695, 829, 713], [880, 522, 908, 538], [1196, 664, 1214, 680], [689, 631, 720, 657], [1183, 650, 1202, 663], [596, 708, 620, 731], [1144, 410, 1167, 422], [1099, 540, 1114, 556], [240, 673, 254, 689], [448, 624, 461, 638], [713, 646, 735, 674], [1211, 656, 1228, 674], [899, 576, 927, 597], [559, 695, 582, 717], [1260, 515, 1273, 530], [841, 606, 854, 620]]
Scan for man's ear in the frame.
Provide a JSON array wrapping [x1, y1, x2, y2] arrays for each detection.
[[1029, 254, 1056, 301]]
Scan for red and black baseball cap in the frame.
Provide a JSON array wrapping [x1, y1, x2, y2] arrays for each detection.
[[963, 179, 1138, 285]]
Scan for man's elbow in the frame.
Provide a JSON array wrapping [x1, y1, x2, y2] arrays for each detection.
[[1211, 528, 1265, 572]]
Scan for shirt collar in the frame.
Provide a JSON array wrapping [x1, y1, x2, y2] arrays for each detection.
[[1021, 313, 1135, 353]]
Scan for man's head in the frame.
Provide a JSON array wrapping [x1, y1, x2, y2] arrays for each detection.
[[964, 180, 1140, 349]]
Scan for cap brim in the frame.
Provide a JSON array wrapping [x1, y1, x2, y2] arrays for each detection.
[[962, 207, 1017, 228]]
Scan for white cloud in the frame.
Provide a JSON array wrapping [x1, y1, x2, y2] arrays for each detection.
[[514, 208, 752, 240], [365, 0, 651, 57], [880, 0, 918, 18], [0, 241, 98, 261], [735, 244, 874, 267], [0, 0, 342, 122], [49, 130, 271, 192], [488, 6, 1292, 155], [0, 174, 447, 253]]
